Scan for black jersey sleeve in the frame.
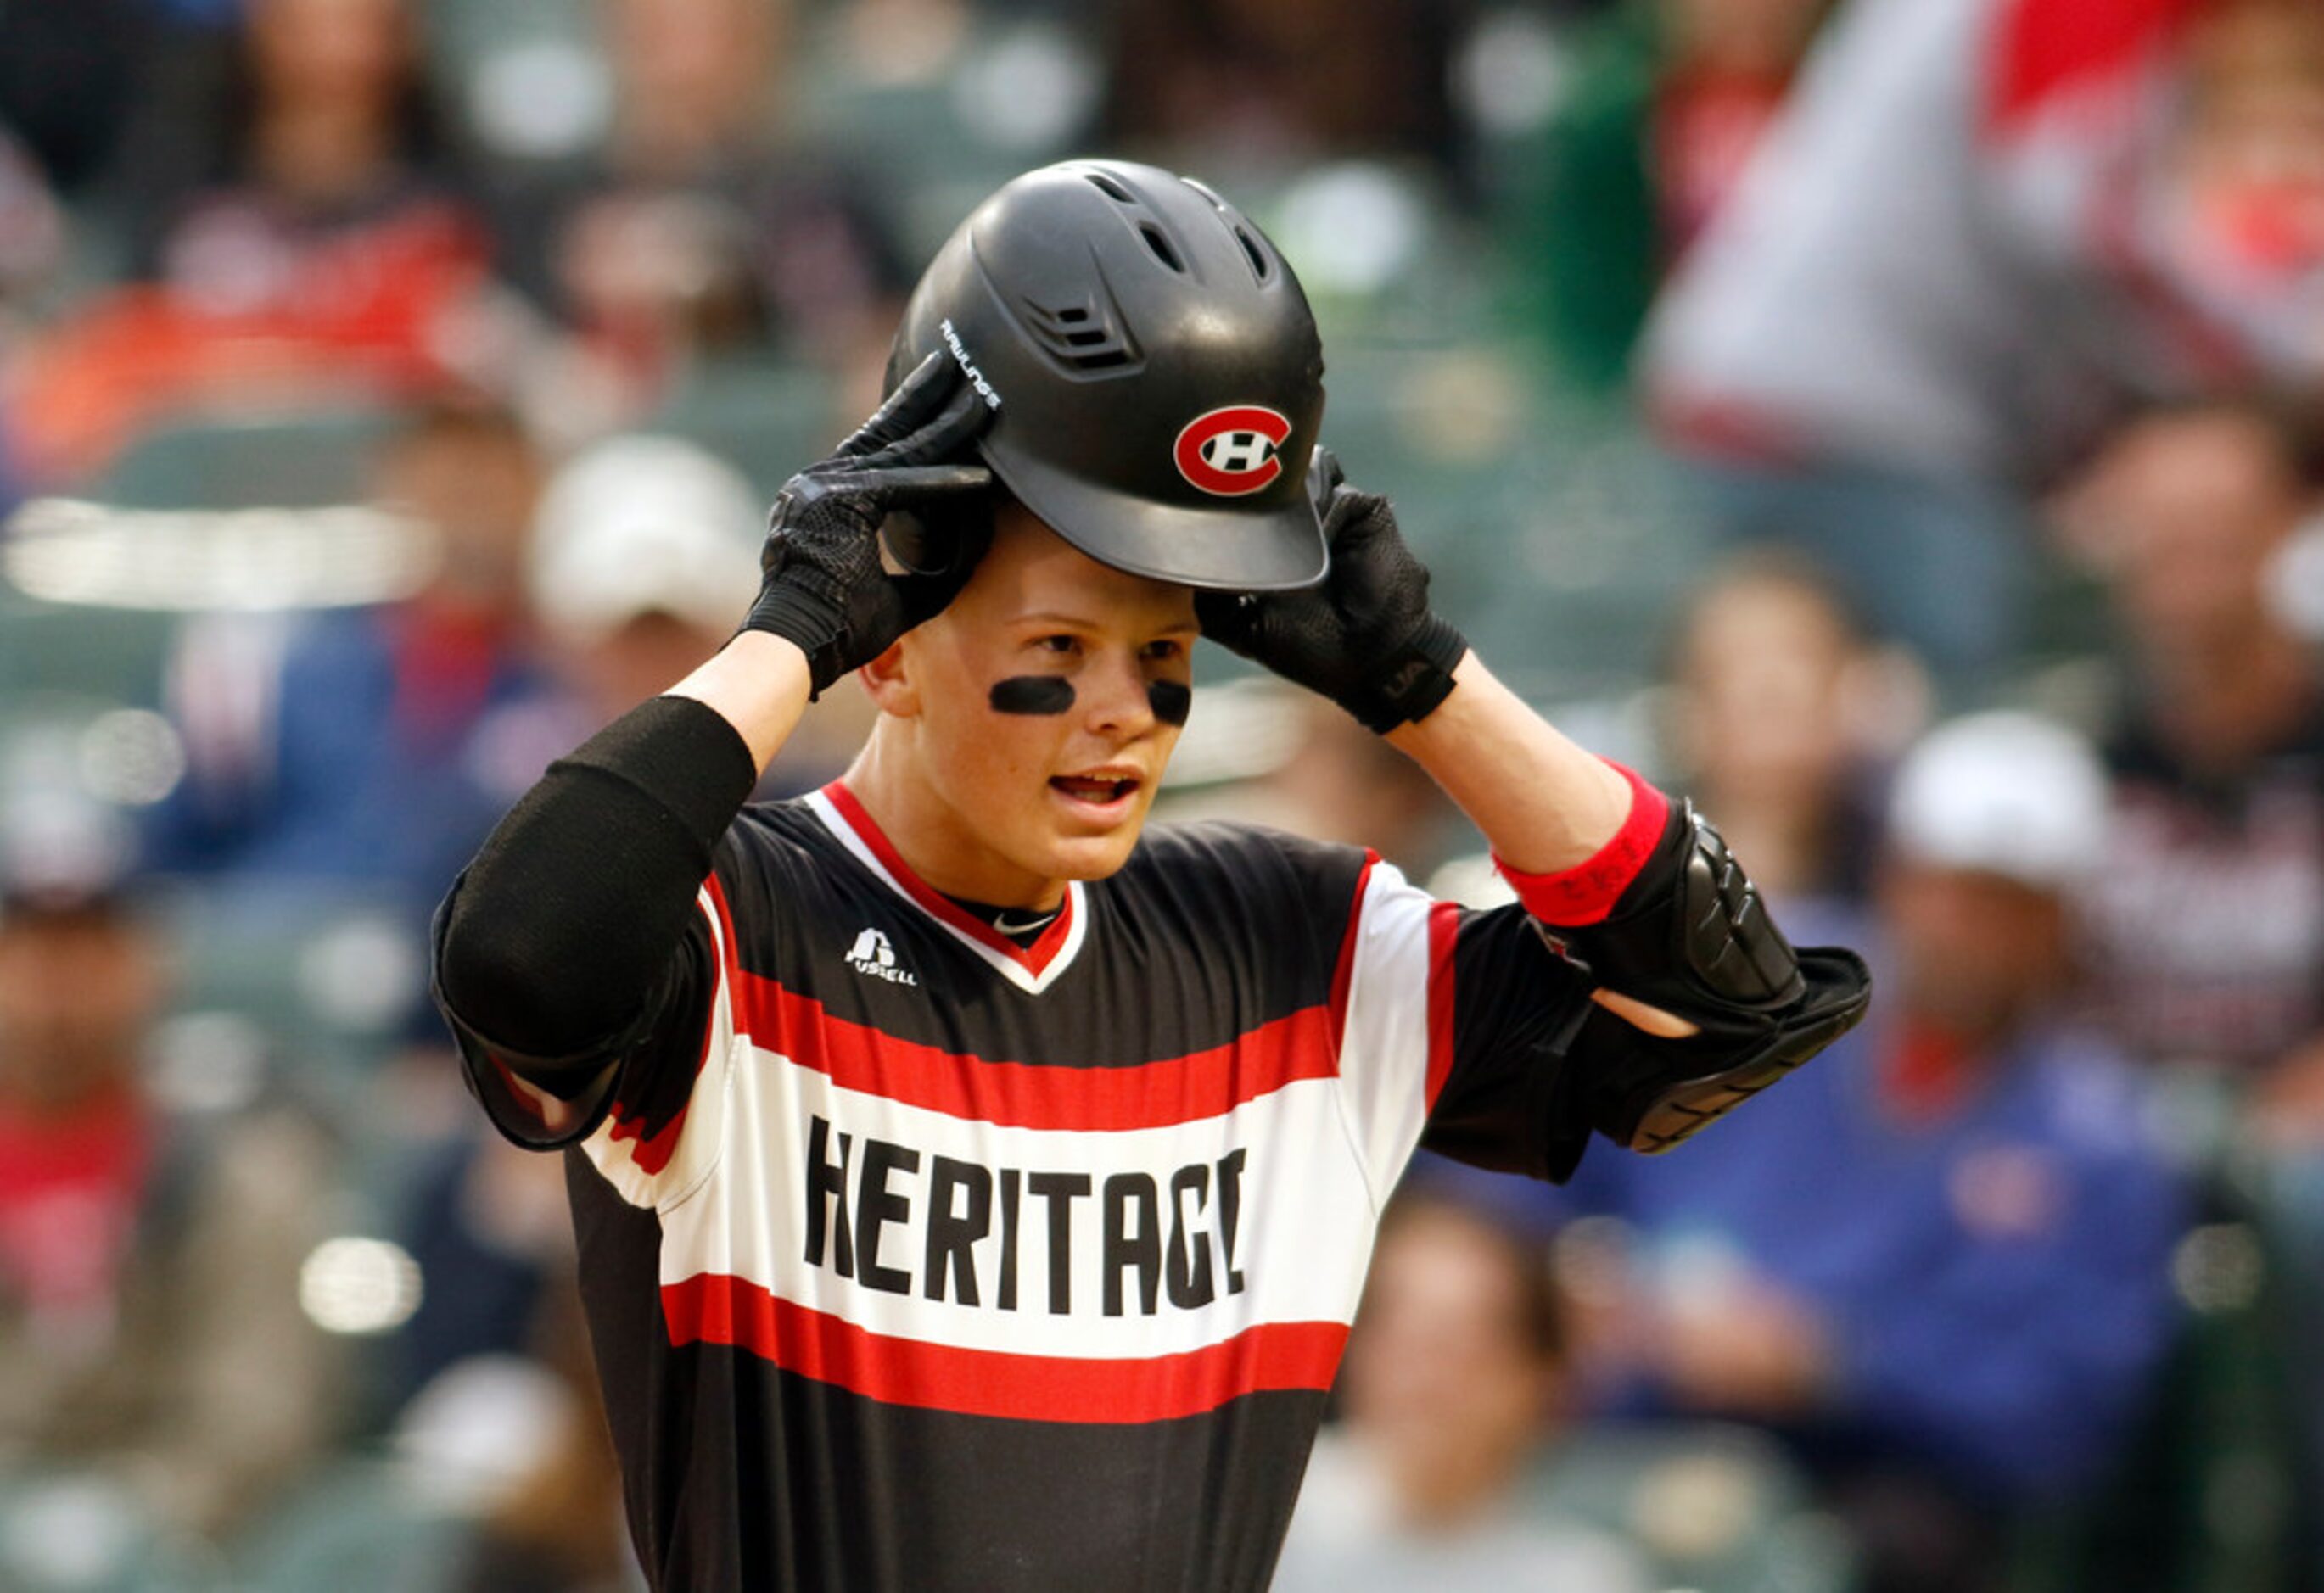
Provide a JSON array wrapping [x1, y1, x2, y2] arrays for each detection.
[[1418, 906, 1600, 1182]]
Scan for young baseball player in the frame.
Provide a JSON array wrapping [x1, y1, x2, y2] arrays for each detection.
[[433, 160, 1870, 1590]]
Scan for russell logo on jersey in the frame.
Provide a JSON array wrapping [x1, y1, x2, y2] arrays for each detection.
[[847, 928, 919, 986]]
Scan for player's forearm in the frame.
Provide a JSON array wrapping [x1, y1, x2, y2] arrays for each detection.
[[667, 629, 815, 773], [1384, 651, 1632, 872]]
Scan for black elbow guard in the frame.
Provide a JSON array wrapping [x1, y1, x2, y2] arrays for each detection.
[[430, 876, 647, 1147], [1540, 802, 1872, 1154]]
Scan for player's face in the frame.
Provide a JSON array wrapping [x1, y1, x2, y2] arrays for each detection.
[[870, 506, 1198, 907]]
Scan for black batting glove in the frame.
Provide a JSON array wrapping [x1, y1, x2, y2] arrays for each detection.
[[745, 352, 994, 696], [1195, 448, 1468, 733]]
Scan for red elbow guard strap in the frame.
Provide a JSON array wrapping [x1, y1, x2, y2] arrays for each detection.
[[1493, 763, 1671, 925]]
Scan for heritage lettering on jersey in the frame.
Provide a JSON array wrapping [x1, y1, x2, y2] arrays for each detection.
[[798, 1114, 1250, 1316]]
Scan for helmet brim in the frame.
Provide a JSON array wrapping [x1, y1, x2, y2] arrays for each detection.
[[980, 438, 1329, 592]]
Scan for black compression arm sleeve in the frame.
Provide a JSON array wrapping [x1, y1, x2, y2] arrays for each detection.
[[436, 695, 759, 1060]]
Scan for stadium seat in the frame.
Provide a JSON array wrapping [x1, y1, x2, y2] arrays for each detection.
[[93, 409, 398, 512], [1317, 344, 1710, 704], [1534, 1422, 1854, 1593], [0, 1474, 226, 1592], [227, 1458, 471, 1593], [0, 590, 173, 709], [791, 15, 1100, 261], [645, 354, 841, 499]]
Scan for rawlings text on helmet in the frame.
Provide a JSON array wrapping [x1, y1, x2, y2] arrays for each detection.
[[1173, 406, 1292, 497], [940, 317, 1002, 410]]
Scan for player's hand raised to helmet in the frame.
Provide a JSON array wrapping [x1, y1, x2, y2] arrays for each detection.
[[1195, 448, 1469, 732], [743, 352, 994, 696]]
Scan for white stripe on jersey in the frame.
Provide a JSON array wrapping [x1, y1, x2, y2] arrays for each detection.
[[1330, 861, 1441, 1210], [654, 1055, 1380, 1360]]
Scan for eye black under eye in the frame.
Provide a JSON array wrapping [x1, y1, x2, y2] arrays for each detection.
[[991, 677, 1076, 715], [1148, 680, 1191, 727]]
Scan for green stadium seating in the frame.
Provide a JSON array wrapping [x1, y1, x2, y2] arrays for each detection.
[[228, 1459, 469, 1593], [94, 409, 398, 513], [1535, 1422, 1854, 1593]]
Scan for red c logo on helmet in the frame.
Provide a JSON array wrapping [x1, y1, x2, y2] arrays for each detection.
[[1174, 406, 1292, 497]]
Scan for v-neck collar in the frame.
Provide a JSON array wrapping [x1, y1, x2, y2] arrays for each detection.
[[808, 781, 1089, 996]]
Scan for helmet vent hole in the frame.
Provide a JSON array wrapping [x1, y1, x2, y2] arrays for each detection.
[[1234, 227, 1272, 283], [1139, 223, 1184, 273], [1086, 171, 1135, 204], [1022, 296, 1138, 370]]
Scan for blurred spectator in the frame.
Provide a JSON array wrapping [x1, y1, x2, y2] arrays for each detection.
[[528, 433, 761, 726], [1101, 0, 1471, 195], [1552, 713, 2187, 1593], [109, 0, 460, 277], [9, 0, 490, 485], [526, 430, 874, 790], [1660, 551, 1914, 923], [1643, 0, 2324, 677], [145, 398, 565, 923], [2057, 397, 2324, 1084], [480, 0, 907, 417], [1510, 0, 1833, 392], [1273, 1182, 1649, 1593], [0, 724, 346, 1540], [2059, 400, 2324, 1569]]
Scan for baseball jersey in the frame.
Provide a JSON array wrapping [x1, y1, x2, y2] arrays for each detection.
[[445, 780, 1599, 1590]]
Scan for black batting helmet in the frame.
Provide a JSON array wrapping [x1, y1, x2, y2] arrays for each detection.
[[888, 159, 1328, 591]]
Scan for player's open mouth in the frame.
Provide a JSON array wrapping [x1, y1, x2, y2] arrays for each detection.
[[1050, 774, 1140, 805]]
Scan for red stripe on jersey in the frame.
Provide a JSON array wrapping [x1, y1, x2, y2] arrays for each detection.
[[607, 873, 739, 1176], [661, 1273, 1349, 1423], [731, 971, 1339, 1132], [822, 780, 1077, 976], [1424, 903, 1459, 1112], [1326, 852, 1380, 1052]]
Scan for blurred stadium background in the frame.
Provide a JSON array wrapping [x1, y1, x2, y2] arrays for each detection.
[[0, 0, 2321, 1587]]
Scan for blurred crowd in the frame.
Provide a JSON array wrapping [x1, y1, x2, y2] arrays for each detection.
[[0, 0, 2321, 1589]]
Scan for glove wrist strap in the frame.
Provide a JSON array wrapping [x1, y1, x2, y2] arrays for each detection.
[[1343, 614, 1469, 733], [742, 582, 847, 697]]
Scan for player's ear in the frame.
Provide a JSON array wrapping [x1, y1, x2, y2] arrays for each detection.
[[856, 636, 921, 718]]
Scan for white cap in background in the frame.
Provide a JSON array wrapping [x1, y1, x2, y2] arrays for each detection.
[[1884, 711, 2108, 891], [529, 435, 762, 644]]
